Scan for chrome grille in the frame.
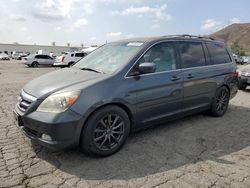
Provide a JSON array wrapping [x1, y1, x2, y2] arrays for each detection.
[[17, 90, 37, 112], [18, 100, 31, 111]]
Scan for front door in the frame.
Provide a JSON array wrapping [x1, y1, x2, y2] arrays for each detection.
[[132, 41, 183, 127], [36, 55, 45, 65]]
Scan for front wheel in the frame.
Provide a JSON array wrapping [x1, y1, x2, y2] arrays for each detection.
[[80, 105, 130, 157], [210, 86, 230, 117]]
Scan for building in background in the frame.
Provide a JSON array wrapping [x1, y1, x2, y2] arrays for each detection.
[[0, 43, 81, 56]]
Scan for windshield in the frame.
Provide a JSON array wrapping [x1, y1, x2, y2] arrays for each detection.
[[74, 42, 145, 74]]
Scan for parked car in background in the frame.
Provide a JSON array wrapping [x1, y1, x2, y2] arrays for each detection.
[[242, 56, 250, 64], [238, 64, 250, 90], [14, 35, 238, 157], [12, 52, 29, 60], [22, 54, 55, 67], [18, 53, 29, 60], [0, 53, 10, 60], [12, 51, 22, 59], [12, 53, 20, 60], [53, 52, 86, 67], [233, 54, 244, 64]]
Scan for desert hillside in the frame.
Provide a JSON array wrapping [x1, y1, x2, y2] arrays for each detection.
[[210, 23, 250, 55]]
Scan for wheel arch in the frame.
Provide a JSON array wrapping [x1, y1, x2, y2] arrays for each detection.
[[214, 84, 230, 99], [210, 84, 231, 108], [221, 84, 230, 93], [68, 61, 75, 66], [78, 102, 134, 145]]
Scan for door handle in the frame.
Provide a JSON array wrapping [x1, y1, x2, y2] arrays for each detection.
[[186, 74, 194, 79], [171, 76, 180, 81]]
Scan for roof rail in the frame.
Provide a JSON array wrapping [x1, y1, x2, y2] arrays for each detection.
[[163, 34, 215, 40]]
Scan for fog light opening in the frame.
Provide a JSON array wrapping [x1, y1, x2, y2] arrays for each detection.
[[41, 134, 52, 141]]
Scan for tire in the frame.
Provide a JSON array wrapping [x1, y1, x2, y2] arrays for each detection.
[[80, 105, 130, 157], [31, 61, 39, 68], [68, 62, 75, 67], [210, 86, 230, 117]]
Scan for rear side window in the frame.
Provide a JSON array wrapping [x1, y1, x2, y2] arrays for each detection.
[[75, 53, 85, 57], [206, 42, 231, 64], [179, 42, 206, 68], [35, 55, 42, 59]]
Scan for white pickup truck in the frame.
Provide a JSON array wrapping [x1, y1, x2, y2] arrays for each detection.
[[53, 52, 86, 67]]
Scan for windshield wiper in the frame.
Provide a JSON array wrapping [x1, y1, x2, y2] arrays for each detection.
[[80, 67, 104, 74]]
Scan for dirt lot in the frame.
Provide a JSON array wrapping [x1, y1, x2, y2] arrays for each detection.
[[0, 60, 250, 188]]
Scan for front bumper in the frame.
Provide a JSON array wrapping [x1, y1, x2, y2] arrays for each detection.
[[14, 105, 84, 150], [53, 62, 68, 67]]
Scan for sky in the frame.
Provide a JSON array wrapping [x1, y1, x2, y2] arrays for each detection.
[[0, 0, 249, 47]]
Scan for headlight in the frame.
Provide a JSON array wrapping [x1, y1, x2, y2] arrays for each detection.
[[37, 91, 80, 113]]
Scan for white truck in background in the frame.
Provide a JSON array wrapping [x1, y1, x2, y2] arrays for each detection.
[[53, 47, 98, 67], [53, 52, 86, 67]]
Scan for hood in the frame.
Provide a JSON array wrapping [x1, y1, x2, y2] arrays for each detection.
[[23, 68, 106, 98]]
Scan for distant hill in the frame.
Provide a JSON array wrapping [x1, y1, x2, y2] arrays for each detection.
[[210, 23, 250, 55]]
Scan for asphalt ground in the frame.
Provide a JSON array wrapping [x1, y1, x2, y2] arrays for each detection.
[[0, 60, 250, 188]]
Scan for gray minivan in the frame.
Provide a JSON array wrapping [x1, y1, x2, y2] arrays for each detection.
[[14, 35, 238, 156]]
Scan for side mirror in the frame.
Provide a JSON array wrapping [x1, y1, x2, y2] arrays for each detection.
[[138, 62, 156, 74]]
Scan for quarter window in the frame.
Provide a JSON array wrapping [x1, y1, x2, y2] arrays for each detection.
[[138, 42, 177, 73], [179, 42, 206, 68], [206, 42, 231, 64], [45, 55, 53, 59]]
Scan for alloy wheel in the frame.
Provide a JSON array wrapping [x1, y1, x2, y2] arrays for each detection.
[[94, 114, 124, 151], [215, 89, 229, 113]]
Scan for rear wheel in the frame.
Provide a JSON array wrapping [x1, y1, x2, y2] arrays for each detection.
[[80, 105, 130, 157], [210, 86, 230, 117], [68, 62, 75, 67], [31, 61, 39, 67]]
